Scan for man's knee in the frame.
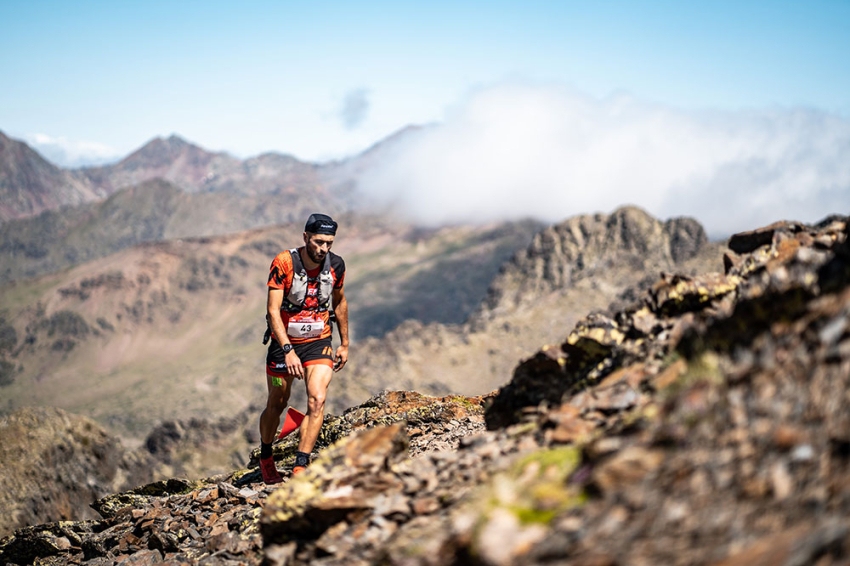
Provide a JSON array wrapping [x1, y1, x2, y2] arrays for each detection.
[[307, 393, 326, 413]]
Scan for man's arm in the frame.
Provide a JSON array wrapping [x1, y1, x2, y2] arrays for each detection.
[[267, 287, 304, 378], [332, 287, 349, 371]]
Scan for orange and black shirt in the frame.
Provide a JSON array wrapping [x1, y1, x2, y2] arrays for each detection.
[[267, 248, 345, 345]]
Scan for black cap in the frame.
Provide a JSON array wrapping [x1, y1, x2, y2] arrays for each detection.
[[305, 213, 338, 235]]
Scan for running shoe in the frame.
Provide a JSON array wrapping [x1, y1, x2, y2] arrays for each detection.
[[259, 456, 283, 484]]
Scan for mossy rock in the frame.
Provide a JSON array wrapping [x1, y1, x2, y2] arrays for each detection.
[[91, 478, 200, 517]]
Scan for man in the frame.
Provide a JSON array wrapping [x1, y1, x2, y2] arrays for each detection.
[[258, 213, 349, 484]]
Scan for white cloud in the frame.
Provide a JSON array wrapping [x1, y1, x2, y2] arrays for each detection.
[[356, 82, 850, 236], [24, 133, 122, 168]]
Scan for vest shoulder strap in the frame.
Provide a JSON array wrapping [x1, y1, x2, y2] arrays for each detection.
[[288, 247, 304, 275]]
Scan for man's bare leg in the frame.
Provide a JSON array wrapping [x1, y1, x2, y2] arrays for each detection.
[[260, 373, 294, 444], [297, 364, 334, 457], [258, 373, 295, 483]]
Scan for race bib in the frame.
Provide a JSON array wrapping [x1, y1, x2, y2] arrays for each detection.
[[287, 320, 325, 339]]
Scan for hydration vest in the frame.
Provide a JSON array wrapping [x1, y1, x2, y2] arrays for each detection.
[[281, 248, 334, 313]]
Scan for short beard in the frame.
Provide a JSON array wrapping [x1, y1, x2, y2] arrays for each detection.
[[306, 246, 325, 264]]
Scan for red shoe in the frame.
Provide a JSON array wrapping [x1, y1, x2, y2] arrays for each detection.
[[259, 456, 283, 484], [292, 465, 307, 476]]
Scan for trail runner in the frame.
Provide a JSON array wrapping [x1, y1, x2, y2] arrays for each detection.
[[258, 213, 349, 483]]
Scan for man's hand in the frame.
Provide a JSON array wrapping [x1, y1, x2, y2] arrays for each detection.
[[285, 350, 304, 379], [333, 345, 348, 372]]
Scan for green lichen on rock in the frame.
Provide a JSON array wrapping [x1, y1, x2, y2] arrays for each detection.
[[468, 446, 585, 530], [454, 446, 587, 563], [449, 395, 482, 411], [510, 446, 586, 521]]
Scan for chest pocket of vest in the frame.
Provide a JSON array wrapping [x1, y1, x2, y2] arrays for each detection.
[[282, 249, 333, 313]]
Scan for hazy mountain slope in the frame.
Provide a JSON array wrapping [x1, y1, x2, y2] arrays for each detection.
[[0, 177, 342, 285], [0, 179, 186, 283], [0, 231, 276, 437], [0, 128, 402, 227], [1, 133, 349, 285], [0, 217, 539, 440], [0, 131, 102, 223], [1, 126, 459, 291], [346, 218, 544, 338], [339, 206, 726, 406]]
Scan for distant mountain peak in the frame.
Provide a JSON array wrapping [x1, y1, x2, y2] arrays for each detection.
[[124, 135, 206, 164]]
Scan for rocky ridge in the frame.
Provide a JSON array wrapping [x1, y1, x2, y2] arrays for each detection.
[[476, 207, 708, 317], [2, 213, 848, 565], [341, 206, 724, 404], [77, 135, 339, 202]]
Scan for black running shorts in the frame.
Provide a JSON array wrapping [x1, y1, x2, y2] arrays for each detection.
[[266, 337, 334, 378]]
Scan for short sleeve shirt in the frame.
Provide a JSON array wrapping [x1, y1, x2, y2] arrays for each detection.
[[267, 248, 345, 344]]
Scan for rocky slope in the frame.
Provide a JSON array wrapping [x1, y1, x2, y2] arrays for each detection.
[[0, 407, 155, 537], [0, 400, 276, 539], [0, 390, 491, 561], [2, 214, 847, 565]]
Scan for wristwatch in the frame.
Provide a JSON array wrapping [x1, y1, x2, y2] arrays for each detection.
[[282, 343, 294, 355]]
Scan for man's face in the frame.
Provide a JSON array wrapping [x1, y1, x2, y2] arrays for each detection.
[[304, 232, 335, 264]]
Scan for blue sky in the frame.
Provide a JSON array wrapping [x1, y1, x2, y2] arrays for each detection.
[[1, 1, 849, 234]]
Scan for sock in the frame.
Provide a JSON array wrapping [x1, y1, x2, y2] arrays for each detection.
[[294, 451, 310, 467], [261, 442, 273, 460]]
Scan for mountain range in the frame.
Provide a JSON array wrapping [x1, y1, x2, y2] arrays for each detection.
[[0, 131, 359, 284], [0, 131, 345, 223], [0, 129, 725, 442]]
